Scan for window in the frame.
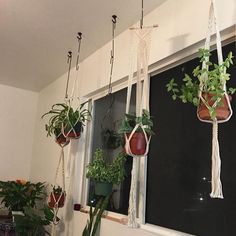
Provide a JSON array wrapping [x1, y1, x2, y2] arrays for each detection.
[[87, 87, 136, 215], [146, 42, 236, 236]]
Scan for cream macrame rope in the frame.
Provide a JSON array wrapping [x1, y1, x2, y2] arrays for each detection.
[[126, 27, 153, 228], [197, 0, 232, 198], [50, 147, 66, 236]]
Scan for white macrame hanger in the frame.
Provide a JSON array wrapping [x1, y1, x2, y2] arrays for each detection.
[[62, 33, 83, 138], [197, 0, 232, 199], [126, 0, 157, 228], [50, 147, 66, 236]]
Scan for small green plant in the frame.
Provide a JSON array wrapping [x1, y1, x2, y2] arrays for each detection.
[[119, 109, 154, 135], [0, 180, 45, 211], [166, 48, 235, 119], [52, 185, 63, 195], [86, 149, 126, 184], [14, 206, 57, 236], [42, 101, 92, 137], [82, 195, 110, 236]]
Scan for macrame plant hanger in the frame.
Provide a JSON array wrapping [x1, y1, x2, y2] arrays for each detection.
[[126, 0, 157, 228], [62, 32, 83, 139], [197, 0, 232, 199], [51, 33, 84, 236], [101, 15, 118, 149]]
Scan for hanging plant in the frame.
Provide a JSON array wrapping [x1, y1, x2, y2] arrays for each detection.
[[42, 101, 92, 143], [119, 109, 154, 156], [48, 185, 66, 208], [86, 148, 127, 196], [166, 48, 235, 120]]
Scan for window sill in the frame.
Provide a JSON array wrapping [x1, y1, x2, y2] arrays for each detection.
[[79, 207, 128, 225]]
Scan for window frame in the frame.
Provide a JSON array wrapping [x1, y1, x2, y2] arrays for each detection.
[[79, 26, 235, 235]]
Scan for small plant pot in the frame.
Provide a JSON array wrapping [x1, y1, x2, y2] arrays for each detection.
[[48, 192, 66, 208], [65, 122, 82, 139], [55, 134, 70, 146], [94, 182, 113, 196], [125, 132, 147, 156], [198, 93, 231, 121]]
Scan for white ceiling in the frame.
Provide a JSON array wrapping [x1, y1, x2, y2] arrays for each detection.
[[0, 0, 166, 91]]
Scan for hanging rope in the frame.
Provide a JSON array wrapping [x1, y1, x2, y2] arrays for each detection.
[[65, 51, 72, 100], [126, 0, 157, 227], [197, 0, 232, 198], [108, 15, 117, 95]]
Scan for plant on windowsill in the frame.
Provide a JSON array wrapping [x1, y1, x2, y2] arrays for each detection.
[[119, 109, 154, 156], [42, 101, 92, 145], [86, 148, 127, 196], [166, 48, 235, 120], [48, 185, 66, 208], [0, 180, 45, 219]]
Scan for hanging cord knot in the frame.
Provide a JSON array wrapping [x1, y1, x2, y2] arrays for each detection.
[[76, 32, 82, 71]]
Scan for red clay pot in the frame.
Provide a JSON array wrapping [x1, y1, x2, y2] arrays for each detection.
[[56, 134, 70, 146], [125, 132, 147, 155], [48, 192, 66, 208], [64, 122, 82, 139], [198, 93, 231, 121]]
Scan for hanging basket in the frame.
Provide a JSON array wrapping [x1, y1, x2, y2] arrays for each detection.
[[55, 131, 70, 147], [125, 132, 148, 156], [197, 93, 231, 121], [94, 182, 113, 196], [64, 121, 82, 139], [48, 192, 66, 208]]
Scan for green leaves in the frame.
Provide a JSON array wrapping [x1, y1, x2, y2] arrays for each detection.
[[166, 48, 235, 119], [86, 149, 127, 184], [42, 101, 92, 137], [0, 181, 45, 211]]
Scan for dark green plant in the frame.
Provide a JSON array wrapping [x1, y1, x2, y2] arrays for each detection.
[[82, 195, 110, 236], [86, 149, 127, 184], [52, 185, 63, 195], [119, 109, 154, 135], [42, 101, 92, 137], [101, 128, 122, 149], [14, 206, 57, 236], [0, 180, 45, 211], [166, 48, 235, 119]]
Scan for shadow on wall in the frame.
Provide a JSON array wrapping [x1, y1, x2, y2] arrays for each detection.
[[168, 34, 189, 53]]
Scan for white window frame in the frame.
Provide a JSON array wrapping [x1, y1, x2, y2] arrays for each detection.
[[79, 25, 235, 236]]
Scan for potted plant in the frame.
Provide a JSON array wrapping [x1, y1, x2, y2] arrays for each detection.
[[0, 180, 45, 220], [48, 185, 66, 208], [119, 109, 154, 156], [42, 101, 92, 142], [166, 48, 235, 120], [101, 128, 122, 149], [86, 148, 127, 196]]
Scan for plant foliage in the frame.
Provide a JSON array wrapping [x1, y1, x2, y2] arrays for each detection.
[[86, 149, 127, 184], [166, 48, 235, 119]]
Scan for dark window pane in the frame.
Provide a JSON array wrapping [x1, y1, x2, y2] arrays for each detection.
[[146, 42, 236, 236]]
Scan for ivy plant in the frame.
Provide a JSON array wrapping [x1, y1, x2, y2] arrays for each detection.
[[166, 48, 235, 119]]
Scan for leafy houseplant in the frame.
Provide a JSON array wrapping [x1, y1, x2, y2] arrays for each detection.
[[166, 48, 235, 120], [119, 109, 154, 155], [42, 101, 92, 144], [86, 149, 127, 196], [48, 185, 66, 208], [14, 206, 56, 236], [0, 180, 45, 213]]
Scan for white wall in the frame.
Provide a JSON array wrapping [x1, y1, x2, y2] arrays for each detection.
[[0, 84, 38, 181], [30, 0, 236, 235]]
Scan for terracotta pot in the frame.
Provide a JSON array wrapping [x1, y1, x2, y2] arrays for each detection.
[[65, 122, 82, 139], [48, 192, 66, 208], [125, 132, 147, 155], [198, 93, 231, 121], [55, 134, 70, 146], [94, 182, 113, 196]]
